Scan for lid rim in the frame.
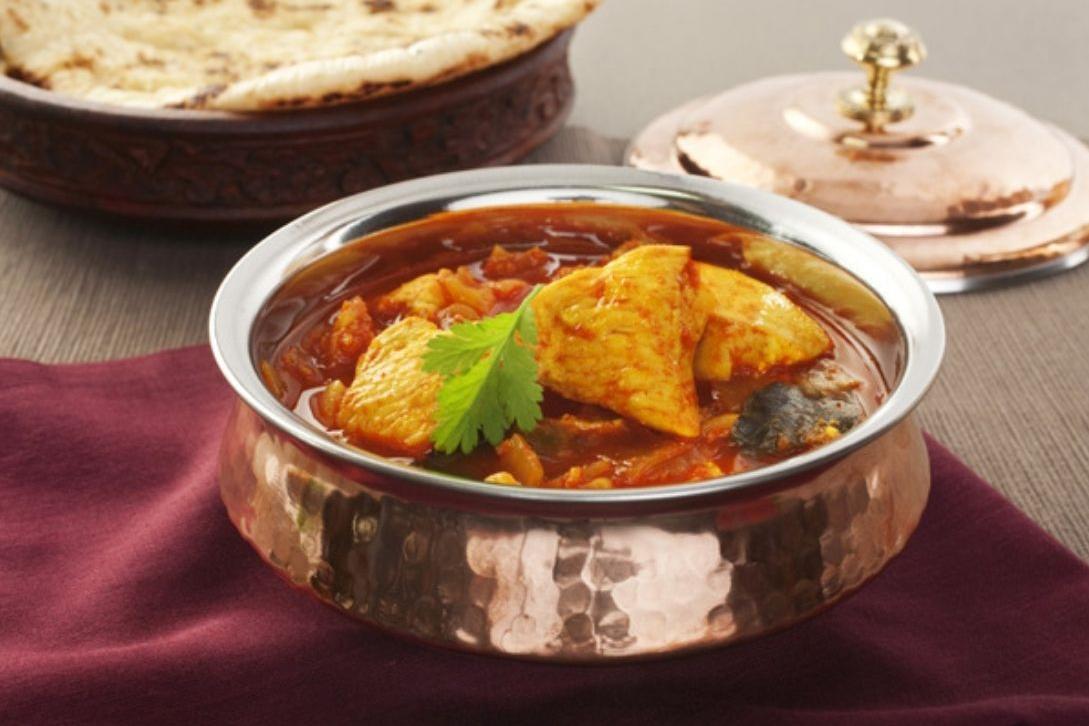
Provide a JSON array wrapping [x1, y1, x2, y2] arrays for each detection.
[[627, 73, 1089, 292]]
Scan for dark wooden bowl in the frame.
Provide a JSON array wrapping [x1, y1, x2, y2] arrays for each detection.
[[0, 31, 574, 222]]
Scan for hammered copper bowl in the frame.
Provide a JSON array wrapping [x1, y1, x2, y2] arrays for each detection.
[[0, 31, 572, 222], [209, 165, 945, 661]]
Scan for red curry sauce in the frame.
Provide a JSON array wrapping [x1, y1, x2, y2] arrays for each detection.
[[256, 204, 889, 489]]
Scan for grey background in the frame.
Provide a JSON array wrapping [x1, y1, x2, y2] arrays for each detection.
[[2, 1, 1088, 557], [570, 0, 1089, 138]]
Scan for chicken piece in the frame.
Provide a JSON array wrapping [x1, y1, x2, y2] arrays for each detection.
[[322, 296, 375, 372], [532, 244, 706, 437], [335, 317, 442, 458], [741, 234, 894, 334], [693, 264, 830, 381], [375, 267, 498, 324], [375, 273, 447, 321]]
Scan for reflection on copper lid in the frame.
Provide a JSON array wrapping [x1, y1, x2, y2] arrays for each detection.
[[628, 20, 1089, 293]]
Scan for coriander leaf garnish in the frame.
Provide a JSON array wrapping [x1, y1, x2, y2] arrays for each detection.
[[422, 287, 543, 454]]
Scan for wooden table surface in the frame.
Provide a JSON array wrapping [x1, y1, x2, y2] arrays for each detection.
[[3, 1, 1089, 558]]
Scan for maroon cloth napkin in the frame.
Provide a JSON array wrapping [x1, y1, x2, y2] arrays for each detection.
[[2, 347, 1089, 726]]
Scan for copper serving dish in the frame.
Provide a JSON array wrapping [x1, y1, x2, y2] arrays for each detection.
[[209, 165, 945, 661], [628, 19, 1089, 293], [0, 31, 573, 223]]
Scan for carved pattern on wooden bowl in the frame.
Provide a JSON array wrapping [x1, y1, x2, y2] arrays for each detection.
[[0, 32, 574, 222]]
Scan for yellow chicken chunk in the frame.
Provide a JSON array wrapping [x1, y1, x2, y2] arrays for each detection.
[[376, 273, 447, 320], [533, 244, 705, 437], [375, 268, 499, 322], [693, 263, 830, 381], [335, 316, 442, 458]]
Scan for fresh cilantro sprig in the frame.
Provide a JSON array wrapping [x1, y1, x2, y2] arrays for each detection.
[[422, 286, 543, 454]]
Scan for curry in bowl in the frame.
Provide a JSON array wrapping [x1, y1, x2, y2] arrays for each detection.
[[216, 169, 940, 660], [256, 203, 892, 490]]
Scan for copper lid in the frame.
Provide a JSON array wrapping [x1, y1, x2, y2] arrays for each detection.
[[628, 19, 1089, 292]]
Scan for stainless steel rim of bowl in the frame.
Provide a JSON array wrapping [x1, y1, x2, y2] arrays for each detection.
[[209, 164, 945, 506]]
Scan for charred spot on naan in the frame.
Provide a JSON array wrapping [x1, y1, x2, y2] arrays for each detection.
[[0, 0, 599, 111]]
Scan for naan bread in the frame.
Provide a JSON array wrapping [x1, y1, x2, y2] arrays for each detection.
[[0, 0, 597, 110]]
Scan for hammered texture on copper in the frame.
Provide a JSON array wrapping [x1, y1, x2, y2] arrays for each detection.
[[219, 403, 929, 660]]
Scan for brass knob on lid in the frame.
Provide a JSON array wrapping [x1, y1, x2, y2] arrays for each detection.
[[839, 18, 927, 131]]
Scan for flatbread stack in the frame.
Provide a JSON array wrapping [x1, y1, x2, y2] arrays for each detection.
[[0, 0, 598, 111]]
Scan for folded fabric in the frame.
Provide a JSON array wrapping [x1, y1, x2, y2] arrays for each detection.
[[1, 347, 1088, 725]]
